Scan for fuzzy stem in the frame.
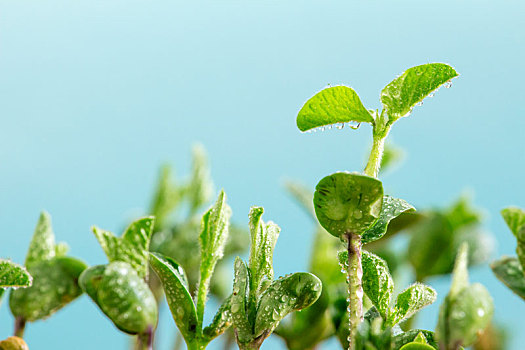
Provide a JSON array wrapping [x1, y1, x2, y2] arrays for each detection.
[[363, 130, 389, 178], [345, 233, 363, 350], [14, 317, 26, 338], [195, 264, 213, 336]]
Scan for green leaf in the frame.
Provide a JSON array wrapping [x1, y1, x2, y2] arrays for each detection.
[[10, 257, 86, 322], [79, 262, 158, 335], [254, 272, 322, 337], [437, 284, 493, 349], [392, 330, 438, 350], [186, 144, 214, 214], [362, 196, 415, 244], [491, 256, 525, 300], [248, 207, 280, 294], [501, 207, 525, 269], [202, 295, 233, 342], [449, 243, 469, 298], [313, 172, 383, 238], [149, 164, 181, 230], [380, 63, 458, 120], [388, 283, 436, 326], [399, 332, 435, 350], [148, 253, 197, 341], [25, 211, 56, 269], [0, 260, 32, 289], [360, 251, 394, 319], [199, 190, 231, 277], [92, 217, 155, 278], [296, 86, 374, 132], [231, 257, 252, 344]]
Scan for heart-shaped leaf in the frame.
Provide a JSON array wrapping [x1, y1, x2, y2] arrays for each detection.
[[360, 251, 394, 318], [149, 253, 197, 341], [79, 262, 158, 335], [0, 260, 32, 289], [254, 272, 322, 337], [202, 295, 233, 342], [491, 256, 525, 300], [362, 196, 415, 244], [10, 257, 86, 322], [93, 217, 155, 278], [248, 207, 280, 295], [388, 283, 436, 326], [380, 63, 458, 120], [296, 86, 374, 132], [314, 172, 383, 238], [231, 257, 252, 344]]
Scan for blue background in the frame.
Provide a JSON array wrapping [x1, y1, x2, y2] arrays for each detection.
[[1, 0, 524, 349]]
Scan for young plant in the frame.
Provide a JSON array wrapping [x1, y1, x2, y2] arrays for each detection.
[[491, 207, 525, 300], [230, 206, 322, 350], [9, 212, 87, 338], [436, 244, 493, 350], [79, 217, 158, 349], [148, 190, 233, 350], [298, 63, 458, 348]]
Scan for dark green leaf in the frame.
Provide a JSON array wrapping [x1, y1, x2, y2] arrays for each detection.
[[231, 257, 252, 344], [314, 172, 383, 238], [79, 262, 158, 335], [362, 196, 415, 244], [149, 253, 197, 340], [254, 272, 322, 337], [381, 63, 458, 120], [297, 86, 374, 132], [388, 283, 436, 326], [491, 256, 525, 300], [360, 251, 394, 318], [93, 217, 155, 278], [0, 260, 32, 289], [10, 257, 86, 322], [25, 211, 55, 269]]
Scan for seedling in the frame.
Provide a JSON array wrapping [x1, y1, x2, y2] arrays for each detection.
[[9, 212, 87, 338], [298, 63, 458, 348]]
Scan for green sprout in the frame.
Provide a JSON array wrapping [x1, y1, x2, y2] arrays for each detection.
[[297, 63, 458, 348]]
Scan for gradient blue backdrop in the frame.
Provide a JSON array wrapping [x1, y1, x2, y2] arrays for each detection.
[[1, 0, 524, 349]]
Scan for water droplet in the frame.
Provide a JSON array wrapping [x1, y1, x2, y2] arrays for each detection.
[[477, 308, 485, 317], [272, 309, 280, 320], [444, 81, 452, 88], [231, 303, 240, 313], [353, 210, 363, 219]]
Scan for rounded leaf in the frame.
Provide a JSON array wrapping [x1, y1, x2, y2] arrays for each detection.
[[79, 262, 158, 335], [314, 172, 383, 238]]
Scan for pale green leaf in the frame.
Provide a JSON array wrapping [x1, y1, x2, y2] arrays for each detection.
[[202, 295, 233, 342], [297, 86, 374, 132], [79, 262, 157, 335], [491, 256, 525, 300], [186, 144, 214, 214], [248, 207, 280, 295], [360, 251, 394, 318], [25, 211, 56, 269], [389, 283, 437, 326], [92, 217, 155, 278], [149, 164, 180, 229], [501, 207, 525, 237], [450, 243, 469, 298], [10, 257, 86, 322], [254, 272, 321, 337], [381, 63, 458, 120], [313, 172, 383, 238], [362, 196, 415, 244], [0, 260, 32, 289], [149, 253, 197, 341]]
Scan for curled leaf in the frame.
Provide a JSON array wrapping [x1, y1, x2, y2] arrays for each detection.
[[362, 196, 415, 244], [254, 272, 322, 337], [491, 256, 525, 300], [297, 86, 374, 132], [381, 63, 458, 120], [148, 253, 197, 341], [79, 262, 158, 335], [314, 172, 383, 238]]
